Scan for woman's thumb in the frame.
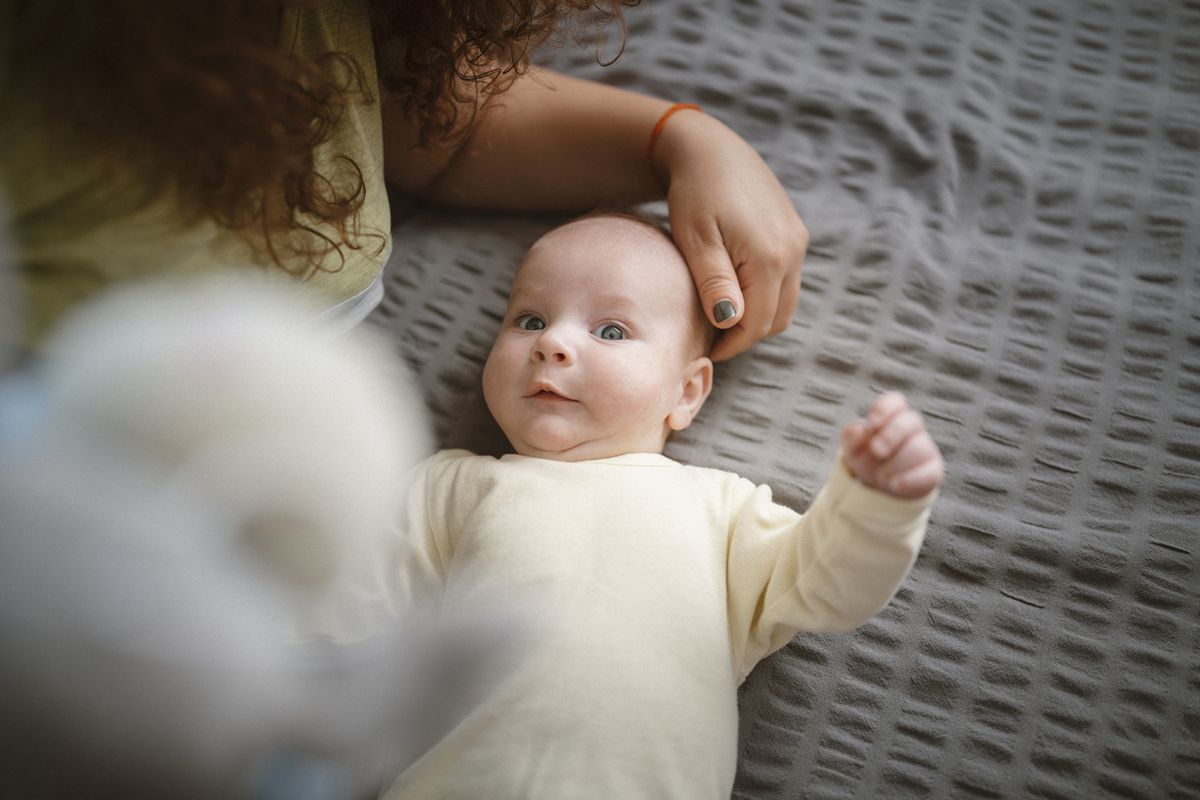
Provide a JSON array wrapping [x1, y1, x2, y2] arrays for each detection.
[[682, 243, 745, 330]]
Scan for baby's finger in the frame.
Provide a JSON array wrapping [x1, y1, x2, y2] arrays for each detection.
[[841, 420, 869, 455], [868, 408, 925, 460], [885, 455, 945, 499], [874, 433, 939, 484], [841, 421, 871, 479], [867, 391, 909, 429]]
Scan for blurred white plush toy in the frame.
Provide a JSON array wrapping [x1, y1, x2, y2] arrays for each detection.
[[0, 275, 511, 799]]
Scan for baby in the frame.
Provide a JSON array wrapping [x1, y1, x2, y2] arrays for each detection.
[[376, 212, 944, 798]]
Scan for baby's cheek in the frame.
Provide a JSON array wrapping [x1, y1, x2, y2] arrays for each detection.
[[614, 374, 675, 421], [583, 381, 630, 423]]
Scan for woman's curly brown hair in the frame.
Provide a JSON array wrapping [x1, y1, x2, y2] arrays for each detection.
[[4, 0, 637, 277], [371, 0, 639, 144]]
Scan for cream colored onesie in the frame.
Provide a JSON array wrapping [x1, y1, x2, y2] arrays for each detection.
[[377, 449, 934, 799]]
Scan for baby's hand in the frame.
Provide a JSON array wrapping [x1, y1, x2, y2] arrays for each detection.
[[841, 392, 944, 500]]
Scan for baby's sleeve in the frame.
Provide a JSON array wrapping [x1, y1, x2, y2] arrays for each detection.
[[725, 457, 934, 681]]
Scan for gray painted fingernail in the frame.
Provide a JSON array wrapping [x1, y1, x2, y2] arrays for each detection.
[[714, 299, 737, 323]]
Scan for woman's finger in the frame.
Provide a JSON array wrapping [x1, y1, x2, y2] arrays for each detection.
[[672, 222, 746, 332]]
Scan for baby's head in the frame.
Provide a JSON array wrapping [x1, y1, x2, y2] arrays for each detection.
[[482, 211, 715, 461]]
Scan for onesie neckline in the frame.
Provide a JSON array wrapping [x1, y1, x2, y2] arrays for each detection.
[[499, 452, 679, 468]]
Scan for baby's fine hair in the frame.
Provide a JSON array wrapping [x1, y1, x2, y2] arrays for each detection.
[[571, 207, 718, 357]]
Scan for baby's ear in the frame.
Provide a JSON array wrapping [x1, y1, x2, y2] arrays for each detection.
[[668, 356, 714, 431]]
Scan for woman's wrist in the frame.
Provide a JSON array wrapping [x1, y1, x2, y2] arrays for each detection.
[[646, 103, 703, 161], [647, 107, 735, 188]]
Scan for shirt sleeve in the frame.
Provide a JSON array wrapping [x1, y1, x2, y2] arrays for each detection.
[[726, 455, 935, 680]]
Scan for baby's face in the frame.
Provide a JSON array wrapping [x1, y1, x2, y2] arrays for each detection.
[[483, 216, 710, 462]]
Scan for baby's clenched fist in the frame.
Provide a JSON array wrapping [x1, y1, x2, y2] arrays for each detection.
[[841, 392, 944, 500]]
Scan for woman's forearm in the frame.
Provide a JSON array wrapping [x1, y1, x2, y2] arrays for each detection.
[[385, 68, 677, 211]]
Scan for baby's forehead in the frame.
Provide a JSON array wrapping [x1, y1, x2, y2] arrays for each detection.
[[549, 214, 672, 245], [519, 215, 686, 282], [513, 215, 712, 351]]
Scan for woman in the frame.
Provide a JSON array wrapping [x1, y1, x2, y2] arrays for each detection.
[[0, 0, 807, 360]]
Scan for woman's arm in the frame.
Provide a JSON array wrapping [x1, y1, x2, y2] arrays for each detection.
[[384, 68, 665, 208], [383, 68, 808, 361]]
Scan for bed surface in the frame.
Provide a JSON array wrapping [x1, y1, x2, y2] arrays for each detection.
[[366, 0, 1200, 796]]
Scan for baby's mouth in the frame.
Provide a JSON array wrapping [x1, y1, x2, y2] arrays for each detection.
[[528, 383, 573, 402]]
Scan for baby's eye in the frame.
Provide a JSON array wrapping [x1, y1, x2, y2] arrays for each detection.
[[516, 314, 546, 331], [594, 323, 626, 341]]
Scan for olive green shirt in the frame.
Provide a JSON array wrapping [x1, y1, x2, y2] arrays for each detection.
[[0, 0, 391, 346]]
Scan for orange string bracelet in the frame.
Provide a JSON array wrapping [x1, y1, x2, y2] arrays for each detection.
[[645, 102, 703, 163]]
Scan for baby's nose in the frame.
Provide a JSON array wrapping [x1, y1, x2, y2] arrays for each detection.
[[532, 329, 574, 364]]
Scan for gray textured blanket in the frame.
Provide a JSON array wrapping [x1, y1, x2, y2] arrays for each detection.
[[366, 0, 1200, 796]]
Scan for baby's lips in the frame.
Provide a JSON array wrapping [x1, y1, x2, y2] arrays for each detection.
[[527, 380, 572, 400]]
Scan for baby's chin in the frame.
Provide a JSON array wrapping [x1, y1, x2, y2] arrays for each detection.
[[511, 436, 604, 463], [505, 421, 665, 462]]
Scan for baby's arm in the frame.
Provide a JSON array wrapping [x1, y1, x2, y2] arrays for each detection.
[[727, 395, 941, 676], [841, 392, 944, 500]]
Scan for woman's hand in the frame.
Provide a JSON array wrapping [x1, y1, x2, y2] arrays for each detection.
[[385, 70, 808, 362], [841, 392, 944, 500], [653, 110, 808, 361]]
